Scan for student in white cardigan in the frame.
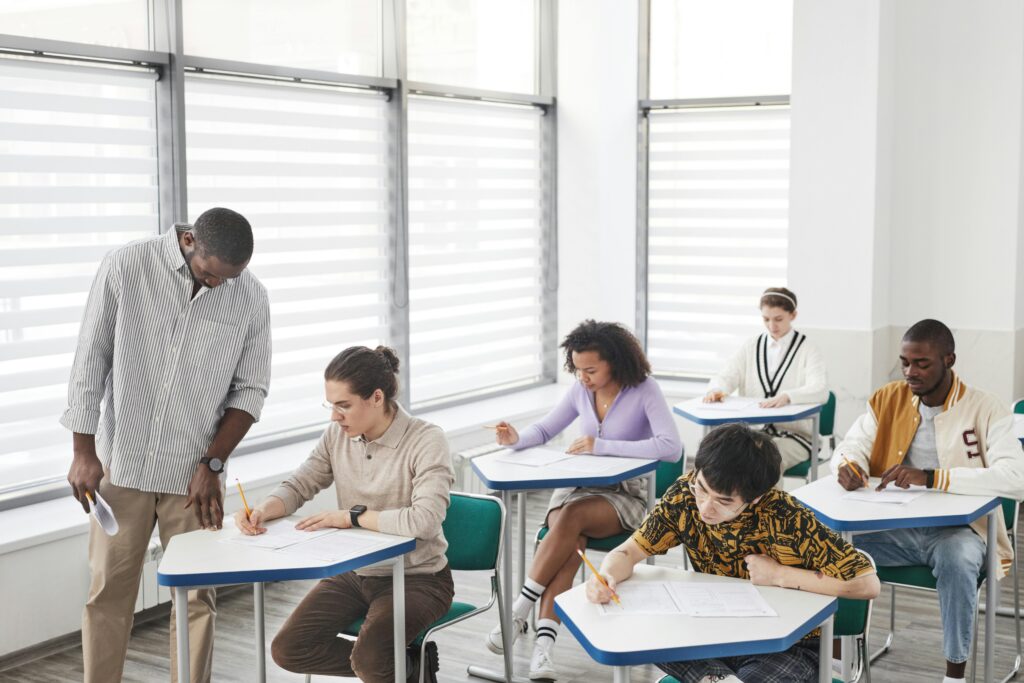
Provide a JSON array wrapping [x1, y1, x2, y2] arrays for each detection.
[[703, 287, 828, 472]]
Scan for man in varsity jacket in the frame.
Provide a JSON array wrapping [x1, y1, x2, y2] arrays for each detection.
[[833, 319, 1024, 683]]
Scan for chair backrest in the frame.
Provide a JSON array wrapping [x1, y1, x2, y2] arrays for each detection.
[[819, 390, 837, 437], [1003, 497, 1019, 533], [834, 550, 876, 637], [442, 492, 504, 572], [655, 449, 686, 499], [1013, 398, 1024, 414]]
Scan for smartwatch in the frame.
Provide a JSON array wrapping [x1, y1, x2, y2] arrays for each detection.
[[199, 456, 225, 474], [349, 505, 368, 528]]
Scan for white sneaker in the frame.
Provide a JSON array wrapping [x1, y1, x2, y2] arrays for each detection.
[[485, 617, 527, 654], [529, 645, 558, 681]]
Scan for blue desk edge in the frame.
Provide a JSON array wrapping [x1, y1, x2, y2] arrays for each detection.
[[673, 404, 823, 426]]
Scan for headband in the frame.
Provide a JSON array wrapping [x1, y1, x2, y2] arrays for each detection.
[[761, 290, 797, 308]]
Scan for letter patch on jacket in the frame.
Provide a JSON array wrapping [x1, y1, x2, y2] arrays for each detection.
[[962, 429, 981, 458]]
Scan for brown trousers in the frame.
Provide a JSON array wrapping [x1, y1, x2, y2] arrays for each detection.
[[82, 475, 217, 683], [271, 566, 454, 683]]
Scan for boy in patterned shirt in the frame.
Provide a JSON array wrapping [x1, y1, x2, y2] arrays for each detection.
[[585, 424, 879, 683]]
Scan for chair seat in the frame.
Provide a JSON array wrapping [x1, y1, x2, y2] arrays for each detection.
[[876, 564, 985, 590], [343, 601, 479, 645], [537, 525, 632, 551], [784, 459, 812, 477]]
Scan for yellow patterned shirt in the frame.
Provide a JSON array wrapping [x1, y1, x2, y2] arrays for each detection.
[[632, 473, 873, 613]]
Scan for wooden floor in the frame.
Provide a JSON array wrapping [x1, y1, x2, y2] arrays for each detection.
[[2, 490, 1022, 683]]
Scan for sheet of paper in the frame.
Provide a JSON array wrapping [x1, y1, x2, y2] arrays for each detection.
[[597, 582, 682, 615], [671, 582, 777, 618], [842, 486, 926, 505], [550, 455, 621, 474], [696, 398, 763, 412], [277, 529, 391, 563], [492, 447, 574, 468], [92, 492, 119, 536], [226, 518, 336, 550]]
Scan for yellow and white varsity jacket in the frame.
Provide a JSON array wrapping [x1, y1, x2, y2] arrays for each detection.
[[832, 373, 1024, 577]]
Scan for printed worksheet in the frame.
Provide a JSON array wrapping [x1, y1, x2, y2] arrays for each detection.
[[277, 529, 391, 563], [671, 582, 777, 618], [597, 582, 683, 615], [492, 447, 574, 468], [842, 486, 926, 505], [226, 518, 337, 550]]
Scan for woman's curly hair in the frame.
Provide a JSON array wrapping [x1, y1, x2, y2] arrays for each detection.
[[560, 320, 651, 388]]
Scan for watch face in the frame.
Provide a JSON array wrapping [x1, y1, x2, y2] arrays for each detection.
[[209, 458, 224, 472]]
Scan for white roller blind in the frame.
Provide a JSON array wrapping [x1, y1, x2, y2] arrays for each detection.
[[645, 105, 790, 377], [0, 58, 159, 490], [408, 97, 546, 406], [186, 76, 391, 437]]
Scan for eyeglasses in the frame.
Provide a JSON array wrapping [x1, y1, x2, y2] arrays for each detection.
[[688, 477, 748, 515], [322, 401, 350, 416]]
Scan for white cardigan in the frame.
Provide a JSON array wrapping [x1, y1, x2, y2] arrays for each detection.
[[708, 331, 829, 441]]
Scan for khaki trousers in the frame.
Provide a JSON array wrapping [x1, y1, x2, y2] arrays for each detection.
[[82, 476, 217, 683]]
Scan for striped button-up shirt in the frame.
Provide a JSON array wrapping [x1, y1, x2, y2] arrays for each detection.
[[61, 228, 272, 495]]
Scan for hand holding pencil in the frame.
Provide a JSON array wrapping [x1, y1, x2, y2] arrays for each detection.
[[579, 549, 622, 606], [838, 456, 870, 491], [233, 479, 266, 535], [484, 421, 519, 446]]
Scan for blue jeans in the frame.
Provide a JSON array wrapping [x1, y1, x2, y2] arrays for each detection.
[[854, 526, 986, 663]]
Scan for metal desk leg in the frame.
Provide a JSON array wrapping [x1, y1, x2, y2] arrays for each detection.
[[254, 582, 266, 683], [517, 491, 527, 593], [613, 666, 631, 683], [819, 614, 834, 683], [986, 508, 999, 683], [174, 587, 190, 683], [839, 531, 854, 681], [645, 470, 657, 565], [393, 557, 406, 683], [810, 414, 821, 482]]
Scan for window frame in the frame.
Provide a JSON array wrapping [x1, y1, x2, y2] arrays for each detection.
[[0, 0, 558, 511]]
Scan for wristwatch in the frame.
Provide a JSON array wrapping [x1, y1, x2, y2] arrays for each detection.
[[199, 456, 225, 474], [924, 469, 935, 489], [349, 505, 367, 528]]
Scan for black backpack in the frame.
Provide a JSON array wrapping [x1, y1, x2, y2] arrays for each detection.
[[406, 641, 439, 683]]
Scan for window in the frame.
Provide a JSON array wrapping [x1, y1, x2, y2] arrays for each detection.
[[644, 106, 790, 376], [183, 0, 382, 76], [185, 75, 391, 438], [0, 0, 150, 50], [407, 0, 536, 93], [0, 57, 159, 493], [641, 0, 792, 378], [408, 97, 548, 406]]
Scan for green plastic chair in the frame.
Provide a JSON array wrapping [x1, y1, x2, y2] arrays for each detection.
[[303, 492, 509, 683], [1013, 398, 1024, 414], [784, 390, 837, 480], [654, 552, 877, 683], [870, 499, 1021, 683]]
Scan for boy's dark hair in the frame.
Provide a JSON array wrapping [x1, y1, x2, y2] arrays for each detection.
[[560, 319, 651, 388], [693, 424, 781, 502], [902, 318, 955, 356], [193, 207, 254, 266]]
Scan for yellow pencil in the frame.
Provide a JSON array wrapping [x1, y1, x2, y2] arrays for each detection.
[[841, 457, 870, 487], [85, 491, 94, 504], [577, 549, 621, 606], [235, 479, 252, 521], [482, 424, 509, 431]]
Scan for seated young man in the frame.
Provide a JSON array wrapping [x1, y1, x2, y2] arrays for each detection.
[[832, 318, 1024, 683], [586, 424, 879, 683]]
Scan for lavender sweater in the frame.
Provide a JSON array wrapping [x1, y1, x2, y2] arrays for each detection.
[[513, 377, 682, 461]]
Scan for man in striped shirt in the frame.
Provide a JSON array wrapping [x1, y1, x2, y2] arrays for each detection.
[[61, 207, 272, 683]]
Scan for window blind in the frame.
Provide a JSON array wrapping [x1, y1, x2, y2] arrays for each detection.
[[0, 57, 159, 491], [645, 105, 790, 377], [186, 75, 391, 438], [407, 96, 547, 407]]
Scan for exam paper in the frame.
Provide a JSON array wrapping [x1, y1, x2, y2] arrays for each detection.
[[277, 530, 391, 563], [226, 518, 336, 550], [492, 447, 574, 468], [695, 398, 763, 412], [597, 581, 777, 618], [92, 492, 119, 536], [842, 486, 926, 505], [597, 582, 682, 615]]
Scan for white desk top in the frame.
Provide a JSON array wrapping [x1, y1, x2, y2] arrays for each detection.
[[792, 475, 1001, 532], [554, 564, 836, 666], [673, 397, 823, 426], [158, 518, 414, 588], [471, 450, 658, 491]]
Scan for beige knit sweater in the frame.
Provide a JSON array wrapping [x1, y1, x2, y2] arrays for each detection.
[[268, 406, 454, 576]]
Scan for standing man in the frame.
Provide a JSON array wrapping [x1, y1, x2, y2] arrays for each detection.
[[833, 319, 1024, 683], [62, 207, 272, 682]]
